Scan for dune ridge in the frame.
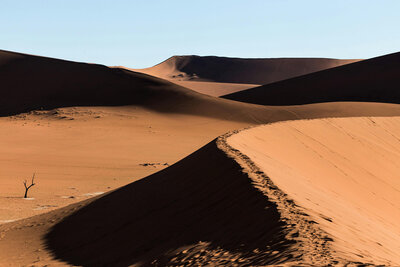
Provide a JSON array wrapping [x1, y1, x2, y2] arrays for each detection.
[[228, 117, 400, 265], [0, 128, 337, 266]]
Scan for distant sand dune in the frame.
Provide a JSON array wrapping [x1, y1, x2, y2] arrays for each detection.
[[135, 55, 360, 85], [128, 55, 359, 96], [223, 51, 400, 105]]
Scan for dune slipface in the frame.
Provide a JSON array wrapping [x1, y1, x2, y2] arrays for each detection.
[[223, 52, 400, 105], [228, 117, 400, 265]]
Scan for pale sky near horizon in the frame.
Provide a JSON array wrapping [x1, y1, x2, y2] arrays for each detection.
[[1, 0, 399, 68]]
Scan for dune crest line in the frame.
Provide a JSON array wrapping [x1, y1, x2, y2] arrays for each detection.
[[217, 129, 337, 265]]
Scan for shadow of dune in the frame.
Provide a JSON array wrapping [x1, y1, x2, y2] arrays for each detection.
[[45, 141, 296, 266]]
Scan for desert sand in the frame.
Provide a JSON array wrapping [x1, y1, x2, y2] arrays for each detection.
[[0, 49, 399, 266], [228, 117, 400, 265]]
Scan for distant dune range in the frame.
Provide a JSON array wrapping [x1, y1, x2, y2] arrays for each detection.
[[126, 55, 359, 96], [223, 52, 400, 105], [1, 49, 400, 266], [0, 49, 381, 123]]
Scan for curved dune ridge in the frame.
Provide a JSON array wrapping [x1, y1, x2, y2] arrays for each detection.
[[223, 51, 400, 105], [228, 117, 400, 265], [129, 55, 359, 96]]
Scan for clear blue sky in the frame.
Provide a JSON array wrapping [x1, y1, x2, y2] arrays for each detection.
[[1, 0, 399, 68]]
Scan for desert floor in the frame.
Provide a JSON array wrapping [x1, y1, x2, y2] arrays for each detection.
[[0, 106, 250, 223]]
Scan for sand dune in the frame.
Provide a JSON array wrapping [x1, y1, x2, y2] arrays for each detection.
[[228, 117, 400, 265], [135, 55, 359, 85], [2, 102, 400, 223], [1, 49, 400, 266], [223, 51, 400, 105], [128, 56, 358, 96], [3, 116, 400, 266], [0, 49, 259, 120]]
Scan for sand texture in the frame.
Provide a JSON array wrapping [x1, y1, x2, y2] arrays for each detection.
[[228, 117, 400, 265]]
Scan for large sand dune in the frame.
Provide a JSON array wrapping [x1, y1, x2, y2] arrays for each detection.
[[2, 102, 399, 223], [130, 55, 359, 96], [2, 116, 400, 266], [228, 117, 400, 265], [0, 49, 261, 120], [223, 51, 400, 105]]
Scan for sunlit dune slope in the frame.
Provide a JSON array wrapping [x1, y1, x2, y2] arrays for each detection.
[[228, 117, 400, 265], [223, 51, 400, 105]]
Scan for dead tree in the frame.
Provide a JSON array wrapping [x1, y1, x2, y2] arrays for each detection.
[[23, 173, 36, 198]]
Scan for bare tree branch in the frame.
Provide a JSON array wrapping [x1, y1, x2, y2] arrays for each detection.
[[23, 173, 36, 198]]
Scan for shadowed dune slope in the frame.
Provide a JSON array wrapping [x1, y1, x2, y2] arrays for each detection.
[[228, 117, 400, 265], [0, 49, 264, 121], [0, 140, 297, 266], [223, 51, 400, 105], [0, 49, 395, 124], [136, 55, 360, 85]]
